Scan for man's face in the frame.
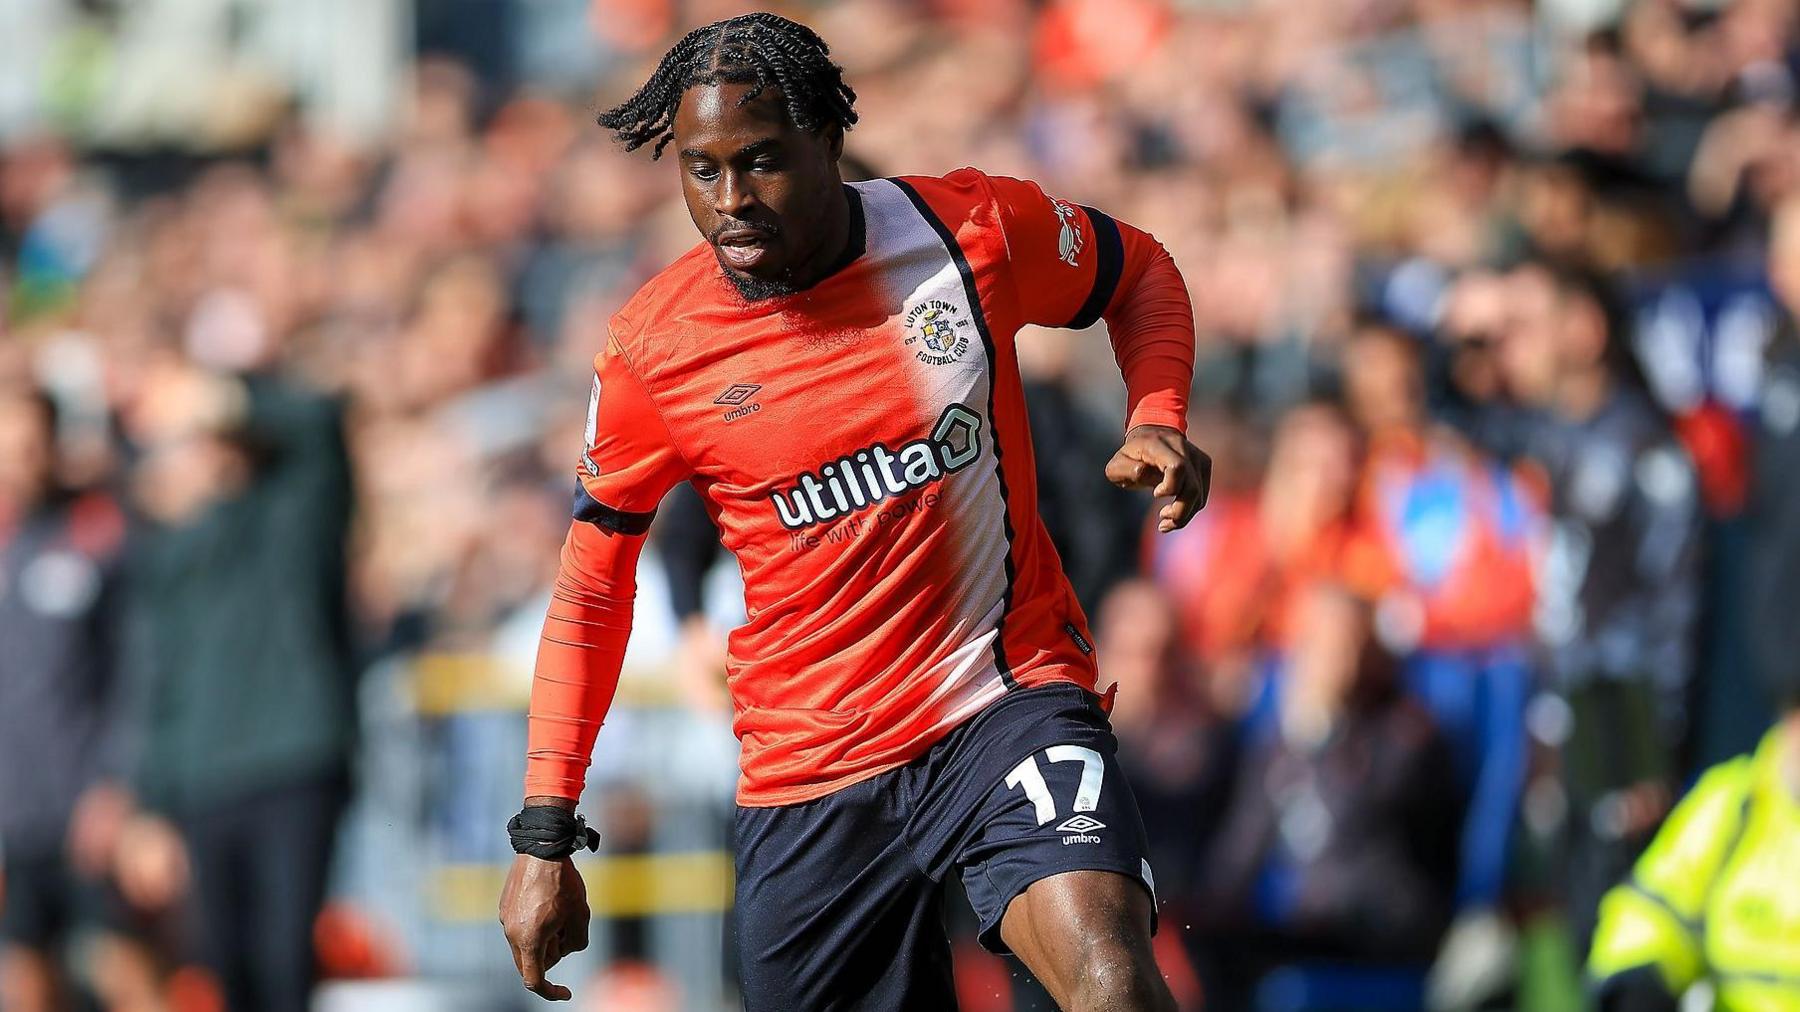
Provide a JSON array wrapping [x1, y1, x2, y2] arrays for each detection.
[[0, 395, 54, 507], [1288, 585, 1371, 709], [1441, 272, 1508, 403], [671, 82, 843, 299], [1498, 266, 1563, 406], [1342, 329, 1423, 435], [1264, 405, 1355, 540], [1768, 197, 1800, 319]]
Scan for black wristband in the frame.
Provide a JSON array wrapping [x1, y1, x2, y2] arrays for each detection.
[[507, 806, 600, 860]]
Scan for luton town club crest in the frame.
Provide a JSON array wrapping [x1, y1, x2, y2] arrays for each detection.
[[904, 299, 972, 366]]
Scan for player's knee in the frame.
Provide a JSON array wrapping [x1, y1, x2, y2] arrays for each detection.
[[1066, 941, 1173, 1012]]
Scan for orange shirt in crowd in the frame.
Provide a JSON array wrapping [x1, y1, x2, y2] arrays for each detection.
[[1145, 492, 1350, 663], [1341, 429, 1542, 651]]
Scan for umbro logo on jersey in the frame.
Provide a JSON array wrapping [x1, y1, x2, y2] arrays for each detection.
[[770, 404, 982, 530], [715, 383, 761, 405], [1056, 814, 1105, 845], [716, 383, 763, 421]]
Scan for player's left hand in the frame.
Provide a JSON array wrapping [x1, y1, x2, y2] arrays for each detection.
[[1105, 424, 1211, 533], [499, 854, 591, 1001]]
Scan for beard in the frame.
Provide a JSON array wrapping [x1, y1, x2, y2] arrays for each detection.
[[713, 251, 803, 302]]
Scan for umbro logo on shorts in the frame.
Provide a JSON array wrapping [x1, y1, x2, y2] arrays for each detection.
[[1055, 814, 1105, 845]]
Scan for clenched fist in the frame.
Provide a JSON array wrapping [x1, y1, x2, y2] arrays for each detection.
[[499, 854, 591, 1001], [1105, 424, 1212, 533]]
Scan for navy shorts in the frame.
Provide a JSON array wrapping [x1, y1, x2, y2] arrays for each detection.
[[733, 682, 1157, 1011]]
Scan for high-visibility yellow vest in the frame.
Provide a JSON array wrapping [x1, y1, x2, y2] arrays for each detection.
[[1590, 724, 1800, 1010]]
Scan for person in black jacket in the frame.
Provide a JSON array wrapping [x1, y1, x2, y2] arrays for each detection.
[[1750, 199, 1800, 744], [0, 386, 131, 1012], [1499, 262, 1703, 950], [1191, 580, 1464, 1008]]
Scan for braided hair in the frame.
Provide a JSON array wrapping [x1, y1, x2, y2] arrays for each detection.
[[599, 13, 858, 160]]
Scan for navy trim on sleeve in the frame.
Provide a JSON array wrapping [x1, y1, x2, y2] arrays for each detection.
[[572, 484, 656, 535], [1066, 207, 1123, 330]]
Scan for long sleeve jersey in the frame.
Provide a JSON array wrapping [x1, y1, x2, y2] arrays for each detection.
[[527, 169, 1195, 806]]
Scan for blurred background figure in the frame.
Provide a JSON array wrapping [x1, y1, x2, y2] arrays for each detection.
[[1749, 195, 1800, 760], [1099, 579, 1234, 920], [1586, 700, 1800, 1011], [1500, 261, 1703, 953], [0, 384, 131, 1012], [1435, 268, 1530, 462], [1146, 400, 1357, 713], [1336, 318, 1539, 1007], [1340, 317, 1539, 658], [1096, 579, 1221, 1011], [123, 354, 355, 1012], [1566, 188, 1800, 1012], [1018, 325, 1145, 616], [1191, 581, 1463, 1011]]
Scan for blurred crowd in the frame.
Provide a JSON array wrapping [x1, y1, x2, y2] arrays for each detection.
[[3, 0, 1800, 1009]]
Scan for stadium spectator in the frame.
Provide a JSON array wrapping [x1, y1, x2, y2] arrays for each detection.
[[0, 385, 129, 1012], [1435, 267, 1534, 463], [1568, 195, 1800, 1012], [1500, 260, 1704, 948], [1750, 196, 1800, 736], [1580, 48, 1800, 1012], [1018, 325, 1145, 615], [1191, 580, 1463, 1008], [1336, 317, 1539, 936], [1147, 400, 1357, 691], [1098, 579, 1235, 907], [123, 356, 354, 1012], [1586, 704, 1800, 1011], [1340, 318, 1539, 653]]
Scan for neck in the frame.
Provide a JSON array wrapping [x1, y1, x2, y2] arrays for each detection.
[[1555, 367, 1611, 422], [1280, 683, 1340, 750], [787, 181, 853, 290]]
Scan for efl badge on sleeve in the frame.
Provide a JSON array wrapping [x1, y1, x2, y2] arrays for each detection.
[[580, 374, 602, 477], [1052, 199, 1084, 268]]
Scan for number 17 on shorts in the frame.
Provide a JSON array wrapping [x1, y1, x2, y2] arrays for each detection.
[[967, 738, 1156, 921], [1006, 745, 1110, 843]]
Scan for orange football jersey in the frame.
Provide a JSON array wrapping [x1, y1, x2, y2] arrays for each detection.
[[527, 169, 1194, 806]]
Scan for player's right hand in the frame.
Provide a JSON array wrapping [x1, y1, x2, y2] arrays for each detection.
[[499, 854, 591, 1001], [1106, 424, 1212, 532]]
